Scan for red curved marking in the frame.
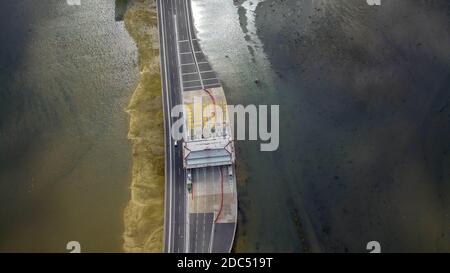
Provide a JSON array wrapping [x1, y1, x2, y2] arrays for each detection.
[[214, 167, 224, 224], [203, 88, 216, 106], [203, 88, 217, 121]]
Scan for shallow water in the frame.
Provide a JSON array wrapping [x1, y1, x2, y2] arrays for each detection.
[[0, 0, 448, 253], [0, 0, 138, 252], [192, 0, 450, 252]]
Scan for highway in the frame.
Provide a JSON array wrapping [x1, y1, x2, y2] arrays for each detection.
[[157, 0, 236, 253], [158, 0, 186, 253]]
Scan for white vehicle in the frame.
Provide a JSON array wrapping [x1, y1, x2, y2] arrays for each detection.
[[174, 140, 178, 147], [228, 166, 233, 177], [186, 170, 192, 193]]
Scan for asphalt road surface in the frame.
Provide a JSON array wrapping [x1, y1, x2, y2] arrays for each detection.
[[157, 0, 220, 252], [158, 0, 233, 253], [158, 0, 186, 253]]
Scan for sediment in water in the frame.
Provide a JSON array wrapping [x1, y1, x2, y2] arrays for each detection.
[[122, 0, 164, 253]]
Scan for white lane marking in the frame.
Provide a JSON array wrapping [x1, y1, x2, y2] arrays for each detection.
[[183, 83, 221, 90], [174, 14, 185, 96], [194, 168, 199, 252], [180, 51, 202, 55], [182, 71, 202, 76], [178, 174, 182, 246], [209, 214, 215, 253], [200, 70, 215, 74], [183, 85, 202, 89], [183, 0, 204, 90], [179, 39, 197, 43], [208, 166, 217, 253], [183, 79, 202, 84], [157, 0, 173, 253], [202, 168, 207, 252], [201, 78, 219, 82], [181, 70, 215, 77], [173, 10, 190, 253], [185, 170, 190, 253]]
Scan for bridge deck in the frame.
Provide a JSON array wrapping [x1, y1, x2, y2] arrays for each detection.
[[159, 0, 237, 253]]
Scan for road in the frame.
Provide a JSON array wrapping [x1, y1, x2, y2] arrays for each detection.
[[157, 0, 235, 253], [157, 0, 186, 253]]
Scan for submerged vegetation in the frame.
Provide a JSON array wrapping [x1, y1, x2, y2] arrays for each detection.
[[122, 0, 164, 252]]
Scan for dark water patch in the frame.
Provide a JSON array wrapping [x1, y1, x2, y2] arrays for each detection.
[[254, 0, 450, 252], [0, 0, 53, 163]]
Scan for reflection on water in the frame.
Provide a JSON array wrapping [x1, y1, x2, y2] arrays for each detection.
[[0, 0, 138, 252], [192, 0, 450, 252]]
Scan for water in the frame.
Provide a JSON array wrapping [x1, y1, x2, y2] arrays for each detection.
[[0, 0, 138, 252], [0, 0, 448, 253], [192, 0, 450, 252]]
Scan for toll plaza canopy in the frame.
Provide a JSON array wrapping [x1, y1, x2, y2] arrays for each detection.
[[183, 137, 235, 169]]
